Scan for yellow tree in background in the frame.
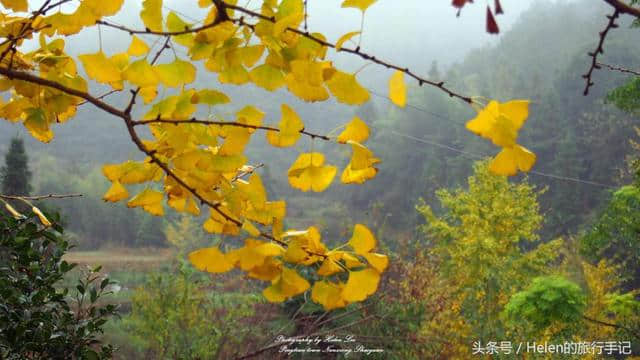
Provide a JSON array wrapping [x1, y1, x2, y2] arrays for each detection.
[[0, 0, 540, 309]]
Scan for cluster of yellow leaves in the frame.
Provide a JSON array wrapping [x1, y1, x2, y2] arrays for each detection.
[[188, 223, 387, 310], [466, 100, 536, 176]]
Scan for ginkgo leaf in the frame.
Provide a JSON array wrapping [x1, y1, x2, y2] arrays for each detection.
[[127, 188, 164, 216], [466, 100, 530, 148], [348, 141, 379, 170], [23, 108, 53, 143], [141, 0, 163, 32], [249, 64, 285, 91], [326, 71, 370, 105], [489, 144, 537, 176], [103, 181, 129, 202], [389, 70, 406, 107], [363, 253, 388, 272], [288, 153, 337, 192], [188, 247, 234, 273], [195, 89, 230, 106], [1, 0, 27, 12], [348, 223, 376, 254], [312, 281, 348, 310], [123, 59, 159, 88], [155, 60, 197, 87], [341, 0, 377, 12], [317, 256, 345, 276], [139, 86, 158, 104], [342, 268, 380, 302], [337, 116, 369, 144], [79, 51, 122, 84], [127, 36, 150, 57], [263, 267, 310, 302], [266, 104, 304, 147], [32, 206, 52, 227], [336, 31, 360, 51], [167, 11, 194, 47], [341, 164, 378, 184]]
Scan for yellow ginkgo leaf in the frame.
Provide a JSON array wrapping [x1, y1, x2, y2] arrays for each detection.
[[337, 116, 369, 144], [141, 0, 163, 32], [188, 247, 234, 273], [263, 267, 310, 302], [249, 64, 285, 91], [127, 188, 164, 216], [127, 36, 150, 57], [336, 31, 360, 51], [123, 59, 158, 88], [489, 144, 537, 176], [348, 223, 376, 254], [139, 86, 158, 104], [32, 206, 52, 227], [326, 70, 370, 105], [154, 59, 197, 88], [4, 202, 23, 219], [317, 253, 345, 276], [287, 153, 337, 192], [1, 0, 27, 12], [266, 104, 304, 147], [363, 253, 388, 272], [389, 70, 406, 107], [103, 181, 129, 202], [78, 51, 122, 84], [348, 141, 379, 170], [195, 89, 231, 106], [342, 268, 380, 302], [341, 163, 378, 184], [341, 0, 377, 12], [312, 281, 348, 310], [466, 100, 530, 148], [23, 108, 53, 143]]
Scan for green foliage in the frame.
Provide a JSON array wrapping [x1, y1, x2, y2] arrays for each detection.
[[503, 276, 587, 333], [414, 161, 564, 352], [1, 137, 32, 196], [121, 259, 260, 359], [581, 185, 640, 291], [607, 77, 640, 115], [0, 211, 117, 359]]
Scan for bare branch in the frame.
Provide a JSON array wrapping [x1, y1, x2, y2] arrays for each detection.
[[582, 10, 620, 96], [133, 118, 331, 141], [597, 61, 640, 76], [602, 0, 640, 17], [0, 193, 83, 200]]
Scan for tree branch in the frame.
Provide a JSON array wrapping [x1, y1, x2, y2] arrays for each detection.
[[582, 10, 619, 96], [602, 0, 640, 17], [582, 315, 640, 340], [133, 118, 331, 141], [0, 193, 83, 200], [597, 61, 640, 76]]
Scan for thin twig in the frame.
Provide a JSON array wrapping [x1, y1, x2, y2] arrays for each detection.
[[133, 118, 331, 141], [0, 193, 83, 200], [582, 315, 640, 340], [582, 10, 620, 96], [597, 61, 640, 76], [602, 0, 640, 17]]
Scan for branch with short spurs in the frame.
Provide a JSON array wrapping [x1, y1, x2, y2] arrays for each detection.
[[582, 10, 620, 95], [597, 61, 640, 76], [0, 193, 83, 200], [133, 118, 331, 141], [90, 1, 472, 104], [602, 0, 640, 17]]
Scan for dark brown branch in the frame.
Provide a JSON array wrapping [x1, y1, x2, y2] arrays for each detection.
[[124, 36, 171, 115], [221, 2, 473, 104], [78, 89, 120, 106], [582, 10, 619, 96], [602, 0, 640, 17], [0, 67, 126, 118], [597, 61, 640, 76], [133, 118, 331, 141], [0, 193, 83, 200], [582, 315, 640, 340], [94, 2, 472, 104]]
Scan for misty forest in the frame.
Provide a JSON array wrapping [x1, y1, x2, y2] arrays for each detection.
[[0, 0, 639, 359]]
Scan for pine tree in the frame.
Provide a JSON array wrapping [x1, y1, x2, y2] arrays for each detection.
[[1, 137, 32, 196]]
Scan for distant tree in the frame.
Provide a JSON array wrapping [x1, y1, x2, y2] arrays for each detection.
[[1, 137, 32, 196]]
